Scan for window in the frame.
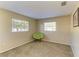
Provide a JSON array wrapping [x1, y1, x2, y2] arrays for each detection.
[[12, 18, 29, 32], [44, 22, 56, 31]]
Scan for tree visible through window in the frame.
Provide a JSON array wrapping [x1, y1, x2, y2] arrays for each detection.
[[44, 22, 56, 31], [12, 18, 29, 32]]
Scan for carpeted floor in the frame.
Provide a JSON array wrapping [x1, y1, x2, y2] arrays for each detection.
[[0, 41, 73, 57]]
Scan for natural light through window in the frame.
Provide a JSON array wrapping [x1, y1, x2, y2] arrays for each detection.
[[12, 18, 29, 32], [44, 22, 56, 31]]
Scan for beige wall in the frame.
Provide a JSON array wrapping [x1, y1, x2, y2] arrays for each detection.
[[70, 4, 79, 57], [37, 15, 71, 45], [0, 9, 37, 53], [0, 8, 72, 53]]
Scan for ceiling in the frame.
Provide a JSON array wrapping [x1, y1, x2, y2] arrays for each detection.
[[0, 1, 79, 19]]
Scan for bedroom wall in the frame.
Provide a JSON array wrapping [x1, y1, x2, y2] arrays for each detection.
[[0, 9, 37, 53], [70, 4, 79, 56], [37, 15, 71, 45]]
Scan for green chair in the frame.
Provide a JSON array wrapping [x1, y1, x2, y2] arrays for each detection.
[[32, 32, 44, 41]]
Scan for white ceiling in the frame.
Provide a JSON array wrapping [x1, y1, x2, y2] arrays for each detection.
[[0, 1, 79, 19]]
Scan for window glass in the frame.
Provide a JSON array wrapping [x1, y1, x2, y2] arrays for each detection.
[[44, 22, 56, 31], [12, 18, 29, 32]]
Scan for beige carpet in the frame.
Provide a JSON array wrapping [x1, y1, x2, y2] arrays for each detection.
[[0, 41, 73, 57]]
